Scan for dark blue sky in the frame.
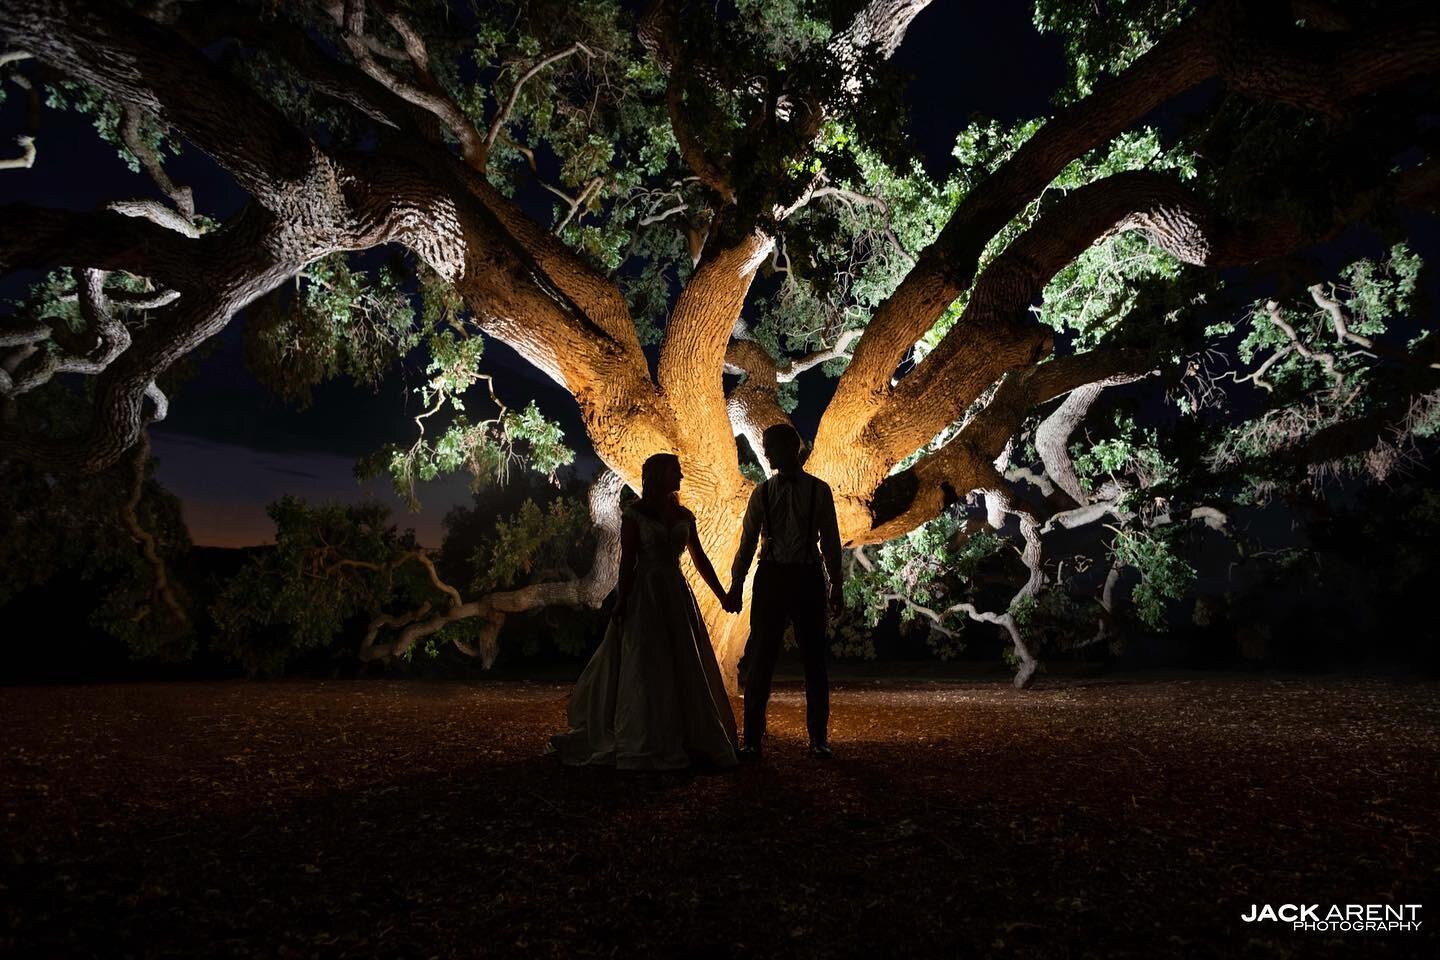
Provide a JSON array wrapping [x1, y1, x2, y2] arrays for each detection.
[[0, 2, 1066, 546]]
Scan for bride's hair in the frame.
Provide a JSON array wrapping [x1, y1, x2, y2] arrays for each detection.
[[640, 452, 680, 501]]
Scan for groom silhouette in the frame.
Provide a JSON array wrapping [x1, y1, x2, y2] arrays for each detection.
[[728, 423, 843, 760]]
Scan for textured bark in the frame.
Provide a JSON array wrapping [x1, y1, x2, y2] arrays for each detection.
[[119, 102, 194, 222], [812, 10, 1216, 464], [2, 0, 312, 205], [833, 0, 935, 60], [1035, 383, 1106, 507], [724, 339, 796, 476], [659, 231, 772, 482], [836, 145, 1424, 545]]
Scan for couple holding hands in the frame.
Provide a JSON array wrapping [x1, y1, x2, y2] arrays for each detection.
[[548, 423, 843, 770]]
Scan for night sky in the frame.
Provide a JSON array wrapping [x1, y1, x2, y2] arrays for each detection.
[[0, 3, 1065, 547]]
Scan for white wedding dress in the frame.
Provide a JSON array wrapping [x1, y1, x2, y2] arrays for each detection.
[[548, 504, 739, 770]]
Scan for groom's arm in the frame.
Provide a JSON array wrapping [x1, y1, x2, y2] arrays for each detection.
[[729, 484, 764, 588], [818, 481, 843, 599]]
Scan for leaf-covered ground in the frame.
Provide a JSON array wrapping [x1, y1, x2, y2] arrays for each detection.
[[2, 676, 1437, 958]]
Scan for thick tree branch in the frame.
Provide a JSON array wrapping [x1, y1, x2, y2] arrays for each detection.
[[0, 206, 302, 470], [819, 13, 1215, 424], [0, 59, 39, 171], [866, 157, 1420, 475], [817, 1, 1440, 466], [666, 69, 736, 202], [657, 230, 772, 480], [3, 0, 314, 206], [461, 172, 645, 353], [831, 0, 935, 62], [1035, 383, 1107, 507], [0, 134, 35, 170], [108, 199, 201, 238], [865, 349, 1156, 544], [119, 102, 194, 222], [0, 205, 196, 277]]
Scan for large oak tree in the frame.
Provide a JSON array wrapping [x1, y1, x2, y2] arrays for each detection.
[[3, 0, 1438, 687]]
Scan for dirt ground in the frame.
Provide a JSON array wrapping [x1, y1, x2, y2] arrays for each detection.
[[2, 676, 1437, 959]]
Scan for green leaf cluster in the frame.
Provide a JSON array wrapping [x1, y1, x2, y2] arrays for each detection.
[[1034, 0, 1197, 102], [844, 511, 1004, 657], [209, 497, 430, 675], [470, 497, 590, 594], [1108, 528, 1193, 630], [244, 254, 422, 410]]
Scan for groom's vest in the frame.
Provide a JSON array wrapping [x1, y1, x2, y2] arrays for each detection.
[[759, 473, 821, 566]]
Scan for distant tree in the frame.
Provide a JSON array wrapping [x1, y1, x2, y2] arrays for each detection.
[[211, 472, 614, 674], [3, 1, 1438, 687], [0, 260, 200, 657], [1, 426, 195, 661]]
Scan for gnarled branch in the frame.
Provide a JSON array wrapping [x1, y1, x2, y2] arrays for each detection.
[[339, 0, 487, 169], [360, 469, 626, 664]]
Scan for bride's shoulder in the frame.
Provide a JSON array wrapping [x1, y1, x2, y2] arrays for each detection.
[[624, 502, 669, 524]]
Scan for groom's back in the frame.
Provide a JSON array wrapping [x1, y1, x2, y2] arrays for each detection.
[[758, 472, 825, 565], [730, 467, 842, 595]]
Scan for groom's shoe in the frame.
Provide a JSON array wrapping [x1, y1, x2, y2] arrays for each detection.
[[807, 740, 833, 760], [737, 742, 763, 762]]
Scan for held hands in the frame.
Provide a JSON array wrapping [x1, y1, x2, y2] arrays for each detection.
[[719, 584, 743, 615]]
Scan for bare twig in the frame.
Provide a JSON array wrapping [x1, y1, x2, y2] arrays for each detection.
[[484, 42, 594, 153], [341, 0, 487, 168], [553, 176, 604, 235], [776, 329, 863, 382], [1309, 283, 1440, 371], [1263, 299, 1344, 390]]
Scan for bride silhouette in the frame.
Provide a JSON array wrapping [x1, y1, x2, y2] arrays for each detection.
[[548, 453, 740, 770]]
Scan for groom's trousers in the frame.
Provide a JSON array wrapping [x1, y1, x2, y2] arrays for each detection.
[[742, 557, 829, 745]]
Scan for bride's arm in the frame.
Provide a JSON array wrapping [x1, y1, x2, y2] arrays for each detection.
[[613, 513, 639, 620], [685, 517, 730, 606]]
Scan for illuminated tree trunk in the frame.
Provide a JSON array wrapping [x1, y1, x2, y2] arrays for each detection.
[[688, 492, 753, 692]]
